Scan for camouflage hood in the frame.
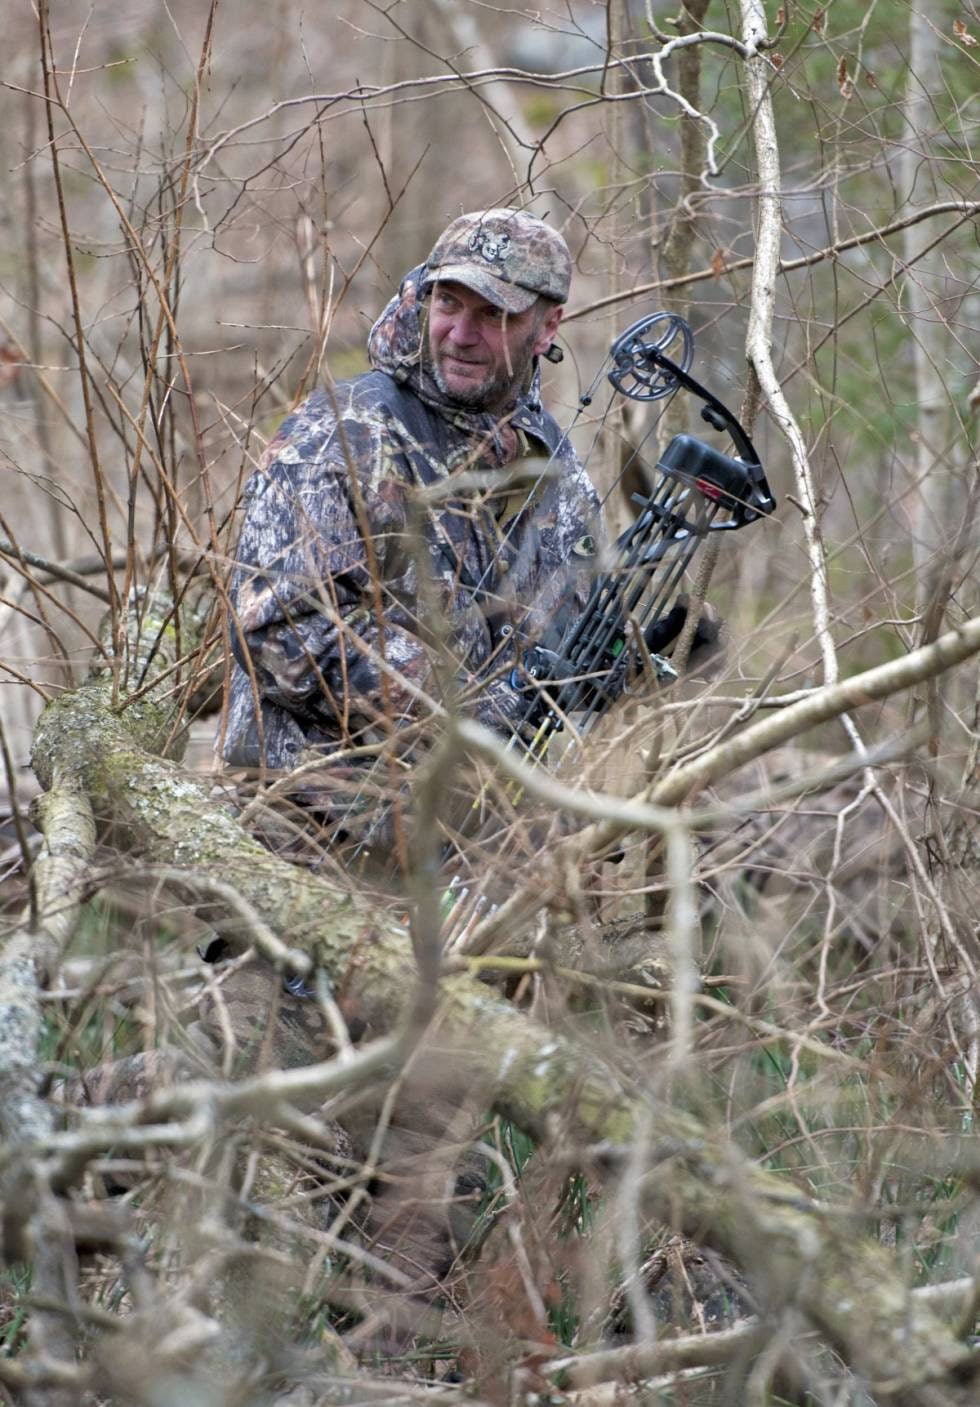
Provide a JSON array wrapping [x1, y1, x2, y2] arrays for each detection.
[[367, 263, 546, 439]]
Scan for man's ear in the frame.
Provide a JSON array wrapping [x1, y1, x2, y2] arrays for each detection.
[[533, 301, 563, 358]]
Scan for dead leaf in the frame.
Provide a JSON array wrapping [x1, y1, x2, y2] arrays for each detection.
[[486, 1254, 557, 1345], [953, 18, 977, 45], [813, 9, 825, 33], [837, 55, 853, 98], [710, 249, 728, 280], [0, 344, 21, 391]]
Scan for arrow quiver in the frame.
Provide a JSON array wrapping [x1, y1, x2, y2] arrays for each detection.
[[513, 311, 777, 747]]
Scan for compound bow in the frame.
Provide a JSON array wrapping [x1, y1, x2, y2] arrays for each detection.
[[510, 309, 776, 752]]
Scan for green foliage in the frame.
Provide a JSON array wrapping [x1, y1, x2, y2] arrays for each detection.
[[294, 1277, 361, 1347], [0, 1265, 31, 1359], [522, 91, 564, 129], [103, 49, 137, 86], [39, 894, 181, 1078], [486, 1115, 536, 1186], [325, 346, 370, 381]]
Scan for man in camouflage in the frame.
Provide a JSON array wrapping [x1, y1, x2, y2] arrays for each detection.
[[81, 214, 600, 1332], [211, 209, 603, 1320], [223, 208, 600, 853], [81, 212, 715, 1322]]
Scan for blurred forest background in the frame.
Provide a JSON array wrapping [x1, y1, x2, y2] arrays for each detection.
[[0, 1, 978, 1404], [1, 0, 977, 749]]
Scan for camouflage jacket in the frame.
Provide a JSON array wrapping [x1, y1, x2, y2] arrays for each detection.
[[222, 265, 600, 818]]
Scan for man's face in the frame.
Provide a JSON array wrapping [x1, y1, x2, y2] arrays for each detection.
[[427, 281, 563, 413]]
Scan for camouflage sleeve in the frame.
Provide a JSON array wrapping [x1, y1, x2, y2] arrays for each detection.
[[230, 412, 431, 733]]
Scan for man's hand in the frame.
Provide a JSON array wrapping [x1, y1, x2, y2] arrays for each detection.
[[507, 593, 725, 743], [509, 645, 626, 737]]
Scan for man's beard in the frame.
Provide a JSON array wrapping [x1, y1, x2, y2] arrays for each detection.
[[429, 332, 537, 412]]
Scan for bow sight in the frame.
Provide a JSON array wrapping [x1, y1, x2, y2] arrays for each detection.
[[513, 311, 777, 744]]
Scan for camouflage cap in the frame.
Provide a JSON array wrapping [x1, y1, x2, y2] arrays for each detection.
[[422, 208, 571, 314]]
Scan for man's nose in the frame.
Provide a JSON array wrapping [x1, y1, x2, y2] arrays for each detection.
[[447, 308, 480, 345]]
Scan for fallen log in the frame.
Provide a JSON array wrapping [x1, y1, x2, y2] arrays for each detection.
[[6, 594, 977, 1401]]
